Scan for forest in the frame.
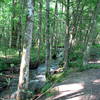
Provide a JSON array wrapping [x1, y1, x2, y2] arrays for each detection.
[[0, 0, 100, 100]]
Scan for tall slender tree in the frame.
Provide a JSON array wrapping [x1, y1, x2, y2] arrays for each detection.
[[37, 0, 42, 61], [11, 0, 17, 48], [64, 0, 70, 69], [16, 0, 34, 99], [45, 0, 51, 78], [83, 0, 100, 66]]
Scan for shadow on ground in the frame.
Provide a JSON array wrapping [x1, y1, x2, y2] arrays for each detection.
[[42, 69, 100, 100]]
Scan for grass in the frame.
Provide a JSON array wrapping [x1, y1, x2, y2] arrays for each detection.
[[92, 44, 100, 48], [0, 47, 19, 58], [83, 64, 100, 70], [0, 46, 46, 70]]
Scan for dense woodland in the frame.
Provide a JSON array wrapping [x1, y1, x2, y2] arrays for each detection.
[[0, 0, 100, 100]]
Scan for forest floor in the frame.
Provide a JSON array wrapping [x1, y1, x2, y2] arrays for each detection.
[[38, 46, 100, 100], [40, 68, 100, 100], [1, 47, 100, 100]]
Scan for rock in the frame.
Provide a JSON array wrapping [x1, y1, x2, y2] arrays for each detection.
[[53, 68, 63, 74], [29, 79, 45, 93], [35, 75, 46, 82], [10, 91, 17, 99], [50, 67, 63, 74]]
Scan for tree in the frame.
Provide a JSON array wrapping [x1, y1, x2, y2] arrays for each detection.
[[83, 0, 100, 66], [37, 0, 42, 61], [45, 0, 51, 78], [63, 0, 70, 69], [16, 0, 34, 99], [11, 0, 18, 48]]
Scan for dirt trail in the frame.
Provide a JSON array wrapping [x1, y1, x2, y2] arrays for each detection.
[[1, 47, 100, 100], [38, 47, 100, 100], [42, 68, 100, 100]]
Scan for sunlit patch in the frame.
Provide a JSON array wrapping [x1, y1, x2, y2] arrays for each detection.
[[93, 79, 100, 84], [96, 60, 100, 63], [88, 60, 100, 64], [36, 75, 46, 81], [54, 83, 84, 92], [89, 95, 96, 100], [53, 83, 84, 99]]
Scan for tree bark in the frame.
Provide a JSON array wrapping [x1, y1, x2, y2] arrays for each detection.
[[45, 0, 51, 78], [83, 0, 100, 66], [53, 0, 58, 57], [37, 0, 42, 61], [63, 0, 70, 69], [16, 0, 34, 99], [11, 0, 18, 48]]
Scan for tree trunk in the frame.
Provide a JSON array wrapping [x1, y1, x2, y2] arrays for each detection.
[[53, 0, 58, 57], [11, 0, 18, 48], [37, 0, 42, 61], [63, 0, 70, 69], [83, 0, 100, 66], [45, 0, 51, 78], [16, 0, 34, 99]]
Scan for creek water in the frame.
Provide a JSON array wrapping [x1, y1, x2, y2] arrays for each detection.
[[0, 48, 64, 99]]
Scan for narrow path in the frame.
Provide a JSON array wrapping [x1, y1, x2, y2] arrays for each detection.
[[43, 69, 100, 100], [39, 47, 100, 100]]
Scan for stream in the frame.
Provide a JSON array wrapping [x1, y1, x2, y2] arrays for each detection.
[[0, 47, 100, 99], [0, 48, 64, 99], [29, 60, 60, 93]]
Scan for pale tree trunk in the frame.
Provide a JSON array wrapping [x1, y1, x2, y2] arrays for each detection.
[[92, 32, 99, 45], [70, 0, 84, 48], [16, 0, 34, 99], [63, 0, 70, 69], [45, 0, 50, 78], [83, 42, 91, 65]]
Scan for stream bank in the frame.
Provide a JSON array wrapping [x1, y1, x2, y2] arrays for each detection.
[[0, 60, 62, 99]]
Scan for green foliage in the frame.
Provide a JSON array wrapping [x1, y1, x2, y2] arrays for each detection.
[[69, 59, 82, 69], [45, 92, 54, 97], [75, 64, 100, 72], [50, 73, 63, 82], [92, 44, 100, 48], [0, 58, 20, 71], [0, 47, 20, 70], [41, 82, 52, 93], [0, 0, 4, 3], [0, 60, 8, 70], [69, 47, 83, 69], [82, 64, 100, 71], [0, 0, 100, 96], [31, 46, 45, 64], [0, 47, 19, 57]]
